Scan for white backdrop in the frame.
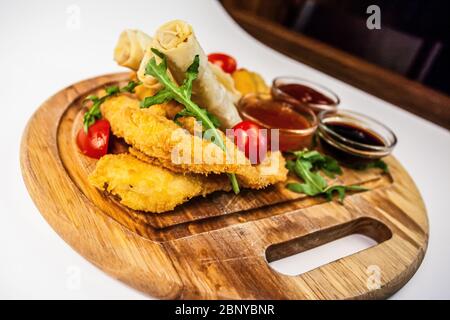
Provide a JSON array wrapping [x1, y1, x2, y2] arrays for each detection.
[[0, 0, 449, 299]]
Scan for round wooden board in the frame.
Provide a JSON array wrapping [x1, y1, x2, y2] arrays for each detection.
[[20, 73, 428, 299]]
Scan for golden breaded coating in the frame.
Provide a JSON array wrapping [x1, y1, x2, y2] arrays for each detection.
[[88, 154, 230, 213], [236, 151, 288, 189], [171, 117, 287, 186], [162, 117, 288, 187], [129, 147, 185, 174], [101, 96, 251, 175], [130, 147, 288, 189], [102, 95, 288, 189]]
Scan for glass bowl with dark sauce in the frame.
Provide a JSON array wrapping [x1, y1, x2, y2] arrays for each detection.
[[318, 110, 397, 166], [272, 76, 340, 113]]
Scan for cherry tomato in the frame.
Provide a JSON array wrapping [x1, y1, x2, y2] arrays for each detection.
[[232, 120, 267, 164], [76, 119, 111, 159], [208, 53, 237, 74]]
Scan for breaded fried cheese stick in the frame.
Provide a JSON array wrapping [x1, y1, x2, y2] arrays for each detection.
[[101, 95, 251, 175], [89, 154, 230, 213]]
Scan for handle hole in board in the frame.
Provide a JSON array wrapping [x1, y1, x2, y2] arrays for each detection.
[[266, 217, 392, 276]]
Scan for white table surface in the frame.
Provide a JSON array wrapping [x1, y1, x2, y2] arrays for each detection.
[[1, 0, 449, 300]]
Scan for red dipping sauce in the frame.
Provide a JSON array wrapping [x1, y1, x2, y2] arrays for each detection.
[[278, 84, 335, 105], [272, 77, 340, 113], [244, 101, 311, 130], [237, 94, 317, 151]]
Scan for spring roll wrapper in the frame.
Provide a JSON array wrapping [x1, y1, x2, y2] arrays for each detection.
[[152, 20, 242, 128], [137, 46, 170, 91], [114, 29, 152, 70], [137, 51, 239, 100], [113, 29, 163, 91], [209, 62, 241, 100]]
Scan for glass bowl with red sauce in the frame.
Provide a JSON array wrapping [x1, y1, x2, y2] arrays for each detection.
[[272, 76, 340, 113], [237, 93, 317, 152], [318, 110, 397, 166]]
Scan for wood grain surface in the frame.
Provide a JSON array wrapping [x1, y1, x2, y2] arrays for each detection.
[[20, 73, 429, 299]]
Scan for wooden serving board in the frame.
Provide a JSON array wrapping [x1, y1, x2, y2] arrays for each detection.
[[21, 73, 428, 299]]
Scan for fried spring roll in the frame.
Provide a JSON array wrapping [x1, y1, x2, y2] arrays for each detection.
[[140, 20, 242, 128], [114, 29, 152, 70]]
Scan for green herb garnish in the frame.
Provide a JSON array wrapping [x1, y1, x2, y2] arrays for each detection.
[[140, 48, 240, 194], [291, 149, 342, 178], [286, 149, 367, 203], [323, 185, 367, 202], [82, 80, 141, 132], [173, 108, 221, 129], [121, 80, 141, 93], [350, 159, 389, 173]]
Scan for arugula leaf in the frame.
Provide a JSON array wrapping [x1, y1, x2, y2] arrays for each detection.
[[372, 160, 388, 173], [83, 97, 104, 132], [286, 159, 296, 172], [173, 108, 221, 129], [82, 80, 141, 132], [324, 185, 368, 203], [121, 80, 141, 93], [286, 148, 366, 203], [140, 48, 239, 194], [351, 159, 389, 173], [292, 149, 342, 178], [320, 156, 342, 178], [84, 95, 99, 103], [180, 54, 199, 99], [287, 182, 319, 196], [105, 85, 120, 95], [293, 159, 327, 195], [142, 88, 173, 106]]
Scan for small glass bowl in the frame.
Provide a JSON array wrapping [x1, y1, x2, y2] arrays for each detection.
[[317, 109, 397, 166], [272, 76, 340, 113], [237, 93, 318, 152]]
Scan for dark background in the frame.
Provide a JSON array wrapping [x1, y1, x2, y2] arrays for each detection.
[[221, 0, 450, 96]]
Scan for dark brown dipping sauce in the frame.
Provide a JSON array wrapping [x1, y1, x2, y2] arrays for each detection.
[[326, 122, 385, 146], [244, 101, 311, 130], [319, 121, 386, 166], [279, 84, 335, 105]]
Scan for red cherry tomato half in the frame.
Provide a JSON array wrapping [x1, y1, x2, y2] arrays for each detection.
[[208, 53, 237, 74], [76, 119, 111, 159], [232, 120, 267, 164]]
